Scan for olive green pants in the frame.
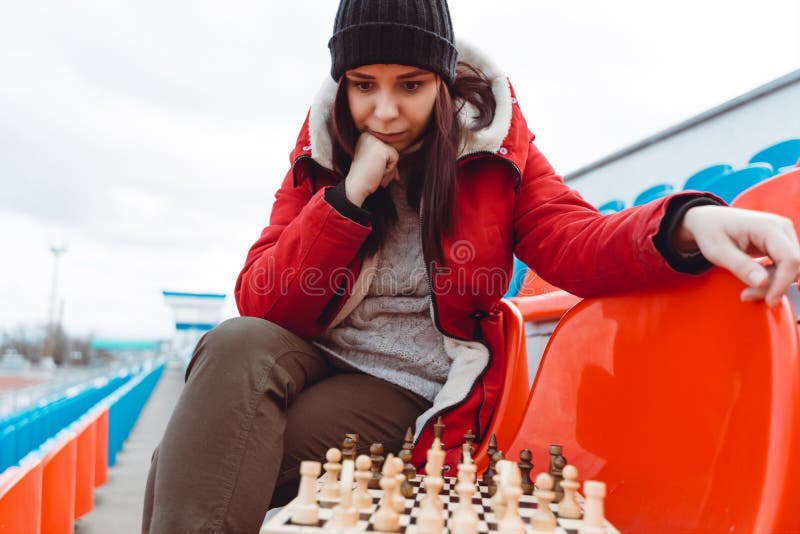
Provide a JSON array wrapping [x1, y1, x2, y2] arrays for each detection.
[[142, 317, 431, 533]]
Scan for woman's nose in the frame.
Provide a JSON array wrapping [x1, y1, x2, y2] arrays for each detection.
[[373, 92, 400, 121]]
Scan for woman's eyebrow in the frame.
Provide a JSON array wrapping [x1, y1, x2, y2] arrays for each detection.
[[346, 69, 431, 80]]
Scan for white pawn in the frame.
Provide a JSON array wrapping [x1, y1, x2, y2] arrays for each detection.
[[417, 473, 445, 534], [498, 484, 525, 534], [320, 448, 342, 501], [530, 472, 557, 533], [290, 461, 321, 525], [558, 465, 582, 519], [390, 457, 406, 513], [491, 460, 508, 520], [329, 459, 358, 528], [451, 479, 480, 534], [578, 481, 607, 534], [372, 454, 401, 531], [353, 454, 373, 509]]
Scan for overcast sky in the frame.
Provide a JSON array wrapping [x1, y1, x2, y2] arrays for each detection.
[[1, 1, 798, 339]]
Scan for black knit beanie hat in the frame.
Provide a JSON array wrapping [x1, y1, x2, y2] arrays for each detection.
[[328, 0, 458, 86]]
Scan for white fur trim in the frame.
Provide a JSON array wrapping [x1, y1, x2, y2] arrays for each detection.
[[414, 319, 490, 440], [306, 37, 513, 170]]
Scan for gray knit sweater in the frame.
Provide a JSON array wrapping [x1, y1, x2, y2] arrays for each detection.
[[312, 177, 452, 401]]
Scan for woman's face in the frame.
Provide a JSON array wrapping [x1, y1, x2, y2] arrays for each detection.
[[345, 64, 439, 152]]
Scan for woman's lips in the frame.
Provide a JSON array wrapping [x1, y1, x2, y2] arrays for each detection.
[[370, 130, 406, 142]]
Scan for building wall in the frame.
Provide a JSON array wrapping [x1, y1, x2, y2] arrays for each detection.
[[563, 71, 800, 208]]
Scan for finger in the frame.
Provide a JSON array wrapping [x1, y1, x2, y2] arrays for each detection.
[[700, 235, 770, 289], [763, 233, 800, 306]]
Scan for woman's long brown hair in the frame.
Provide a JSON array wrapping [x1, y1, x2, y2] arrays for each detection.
[[330, 61, 496, 266]]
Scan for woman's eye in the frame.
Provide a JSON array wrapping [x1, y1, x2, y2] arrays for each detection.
[[403, 81, 422, 91], [353, 81, 373, 91]]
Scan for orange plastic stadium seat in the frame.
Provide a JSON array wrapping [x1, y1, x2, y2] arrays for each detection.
[[505, 269, 800, 533], [0, 457, 43, 534], [473, 299, 530, 472], [74, 419, 96, 520], [41, 434, 77, 534], [732, 167, 800, 238], [94, 409, 109, 488], [517, 269, 563, 298]]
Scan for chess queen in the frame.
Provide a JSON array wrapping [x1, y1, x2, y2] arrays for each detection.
[[143, 0, 800, 532]]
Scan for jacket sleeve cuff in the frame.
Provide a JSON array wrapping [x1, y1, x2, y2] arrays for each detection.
[[653, 195, 724, 274], [324, 181, 372, 227]]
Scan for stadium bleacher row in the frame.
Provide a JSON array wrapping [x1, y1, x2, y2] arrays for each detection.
[[0, 362, 164, 533]]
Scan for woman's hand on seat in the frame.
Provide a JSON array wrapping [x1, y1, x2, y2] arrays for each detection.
[[676, 205, 800, 307]]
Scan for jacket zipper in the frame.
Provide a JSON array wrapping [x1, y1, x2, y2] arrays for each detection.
[[410, 151, 523, 450]]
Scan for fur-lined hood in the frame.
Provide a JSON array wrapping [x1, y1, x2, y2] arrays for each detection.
[[288, 38, 532, 180]]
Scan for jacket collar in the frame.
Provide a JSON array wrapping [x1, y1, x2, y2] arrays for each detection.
[[291, 38, 530, 182]]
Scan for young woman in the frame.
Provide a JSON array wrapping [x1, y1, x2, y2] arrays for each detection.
[[143, 1, 800, 532]]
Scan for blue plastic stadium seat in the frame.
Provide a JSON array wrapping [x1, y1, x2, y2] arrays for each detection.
[[683, 164, 733, 191], [503, 256, 528, 299], [597, 199, 625, 214], [633, 183, 674, 206], [705, 163, 775, 203], [749, 139, 800, 172]]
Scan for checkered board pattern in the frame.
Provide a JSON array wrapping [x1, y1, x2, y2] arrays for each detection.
[[260, 475, 621, 533]]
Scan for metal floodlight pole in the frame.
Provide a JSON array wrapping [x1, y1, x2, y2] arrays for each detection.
[[47, 243, 68, 355]]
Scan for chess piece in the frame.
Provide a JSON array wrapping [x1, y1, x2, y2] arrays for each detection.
[[341, 435, 356, 462], [578, 481, 607, 534], [488, 450, 505, 496], [329, 459, 358, 528], [498, 484, 525, 534], [402, 427, 414, 451], [518, 448, 534, 495], [433, 416, 445, 448], [482, 434, 498, 488], [353, 454, 373, 509], [417, 473, 444, 534], [368, 442, 385, 489], [290, 461, 321, 525], [463, 428, 476, 458], [558, 464, 582, 519], [398, 447, 416, 496], [491, 460, 508, 520], [530, 472, 557, 532], [451, 478, 480, 534], [457, 460, 477, 486], [549, 444, 567, 502], [372, 454, 401, 531], [389, 456, 406, 513], [320, 448, 342, 501]]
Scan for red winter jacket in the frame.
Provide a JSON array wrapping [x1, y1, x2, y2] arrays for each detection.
[[235, 40, 719, 471]]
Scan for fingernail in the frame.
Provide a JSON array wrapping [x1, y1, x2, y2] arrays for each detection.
[[747, 269, 767, 285]]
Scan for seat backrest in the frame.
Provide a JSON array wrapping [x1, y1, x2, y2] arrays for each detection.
[[749, 138, 800, 171], [633, 183, 674, 206], [506, 269, 800, 533], [473, 299, 530, 472], [683, 164, 733, 191], [732, 167, 800, 238], [705, 163, 775, 203], [0, 457, 42, 533], [41, 433, 77, 534]]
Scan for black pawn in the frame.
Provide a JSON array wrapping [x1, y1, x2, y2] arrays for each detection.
[[368, 442, 385, 490], [518, 449, 534, 495], [487, 451, 505, 497], [398, 447, 415, 497], [463, 428, 476, 458], [549, 444, 567, 502], [481, 433, 498, 487], [341, 436, 356, 462]]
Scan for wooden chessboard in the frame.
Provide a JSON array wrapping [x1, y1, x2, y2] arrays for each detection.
[[260, 475, 620, 533]]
